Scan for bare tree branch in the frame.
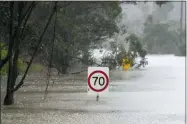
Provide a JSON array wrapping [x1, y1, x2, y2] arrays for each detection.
[[13, 2, 57, 92], [12, 2, 36, 43], [44, 1, 58, 98]]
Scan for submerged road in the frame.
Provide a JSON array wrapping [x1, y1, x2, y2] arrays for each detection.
[[1, 55, 185, 124]]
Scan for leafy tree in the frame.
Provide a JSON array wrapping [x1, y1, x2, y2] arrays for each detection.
[[126, 34, 147, 65], [143, 19, 184, 55], [38, 2, 122, 73], [152, 2, 174, 22]]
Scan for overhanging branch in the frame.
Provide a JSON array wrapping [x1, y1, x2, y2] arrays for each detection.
[[44, 1, 58, 98], [12, 2, 57, 92]]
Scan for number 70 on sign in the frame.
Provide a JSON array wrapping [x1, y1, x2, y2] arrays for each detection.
[[87, 67, 109, 95]]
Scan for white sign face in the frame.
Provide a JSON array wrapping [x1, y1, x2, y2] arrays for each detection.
[[87, 67, 109, 95]]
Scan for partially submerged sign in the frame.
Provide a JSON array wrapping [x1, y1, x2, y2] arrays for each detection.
[[87, 67, 109, 96]]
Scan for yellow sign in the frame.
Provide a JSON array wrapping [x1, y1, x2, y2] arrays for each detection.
[[122, 58, 131, 71], [123, 63, 131, 71]]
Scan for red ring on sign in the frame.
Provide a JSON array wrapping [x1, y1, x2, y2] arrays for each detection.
[[88, 70, 109, 92]]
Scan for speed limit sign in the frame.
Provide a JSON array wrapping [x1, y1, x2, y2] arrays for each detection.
[[87, 67, 109, 95]]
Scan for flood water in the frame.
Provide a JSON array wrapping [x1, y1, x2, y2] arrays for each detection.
[[1, 55, 185, 124]]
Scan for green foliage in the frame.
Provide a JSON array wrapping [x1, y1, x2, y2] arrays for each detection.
[[28, 64, 43, 73], [143, 5, 185, 56], [17, 58, 26, 73], [126, 34, 147, 58], [110, 41, 118, 55], [152, 2, 174, 21], [143, 21, 184, 55], [116, 45, 126, 65], [0, 43, 8, 75], [0, 42, 26, 75], [35, 2, 122, 73], [0, 2, 121, 74]]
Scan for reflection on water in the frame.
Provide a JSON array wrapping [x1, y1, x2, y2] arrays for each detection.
[[1, 55, 185, 124]]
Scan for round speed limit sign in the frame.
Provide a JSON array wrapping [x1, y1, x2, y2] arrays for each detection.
[[87, 67, 109, 94]]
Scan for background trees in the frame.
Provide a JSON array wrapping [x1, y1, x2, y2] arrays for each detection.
[[0, 1, 122, 105], [143, 14, 185, 55]]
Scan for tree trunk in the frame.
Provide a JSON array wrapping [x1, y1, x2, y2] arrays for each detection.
[[4, 51, 19, 106], [4, 90, 14, 105], [11, 49, 19, 88], [3, 2, 25, 105], [4, 54, 15, 105], [3, 2, 14, 106]]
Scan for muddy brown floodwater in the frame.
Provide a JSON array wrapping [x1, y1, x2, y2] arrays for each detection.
[[1, 55, 185, 124]]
